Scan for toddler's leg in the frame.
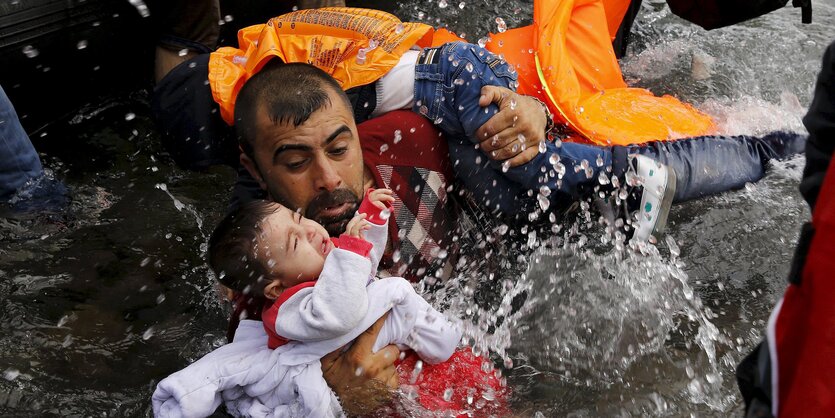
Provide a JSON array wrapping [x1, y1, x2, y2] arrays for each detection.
[[412, 42, 613, 208], [625, 131, 807, 202]]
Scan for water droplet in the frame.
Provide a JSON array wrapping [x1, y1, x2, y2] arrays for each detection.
[[438, 0, 448, 8], [538, 141, 547, 153], [465, 62, 474, 73], [596, 155, 604, 167], [495, 17, 507, 33], [3, 369, 20, 381], [478, 37, 489, 48], [125, 112, 136, 121], [443, 387, 454, 401], [598, 172, 610, 185], [142, 326, 155, 340], [22, 45, 39, 58], [537, 193, 550, 211], [453, 78, 465, 85], [224, 14, 234, 22], [379, 209, 391, 220], [458, 1, 465, 9], [76, 40, 88, 50], [497, 224, 509, 235], [501, 161, 510, 172], [354, 366, 364, 376], [393, 130, 402, 144], [509, 99, 517, 110], [128, 0, 150, 17]]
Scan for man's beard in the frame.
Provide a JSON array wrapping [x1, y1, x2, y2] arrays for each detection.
[[304, 188, 360, 236]]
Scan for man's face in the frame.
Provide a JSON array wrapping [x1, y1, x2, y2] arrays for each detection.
[[240, 89, 366, 236]]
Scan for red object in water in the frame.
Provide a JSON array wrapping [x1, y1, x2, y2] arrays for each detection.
[[396, 347, 509, 416]]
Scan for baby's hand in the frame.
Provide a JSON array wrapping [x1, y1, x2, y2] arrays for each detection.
[[345, 213, 371, 238], [367, 188, 395, 211]]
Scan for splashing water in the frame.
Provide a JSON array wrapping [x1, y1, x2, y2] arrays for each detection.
[[127, 0, 150, 17]]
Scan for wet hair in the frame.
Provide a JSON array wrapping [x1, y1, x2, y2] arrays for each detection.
[[234, 60, 353, 159], [208, 200, 280, 295]]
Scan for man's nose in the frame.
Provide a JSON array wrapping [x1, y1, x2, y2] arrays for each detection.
[[313, 157, 343, 192]]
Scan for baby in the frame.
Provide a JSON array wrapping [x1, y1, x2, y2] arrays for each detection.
[[153, 189, 507, 417], [210, 188, 461, 360]]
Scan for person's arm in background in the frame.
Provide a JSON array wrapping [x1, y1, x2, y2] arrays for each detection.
[[0, 84, 67, 211], [0, 85, 44, 199], [799, 41, 835, 212]]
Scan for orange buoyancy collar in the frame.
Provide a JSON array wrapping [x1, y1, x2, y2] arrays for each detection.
[[208, 7, 434, 125]]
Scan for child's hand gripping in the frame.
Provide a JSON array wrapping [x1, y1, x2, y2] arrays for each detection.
[[346, 188, 395, 238], [366, 188, 394, 217]]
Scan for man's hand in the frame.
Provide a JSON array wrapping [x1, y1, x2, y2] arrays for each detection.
[[475, 85, 549, 168], [322, 313, 400, 416]]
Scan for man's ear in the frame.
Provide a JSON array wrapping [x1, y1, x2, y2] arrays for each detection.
[[263, 279, 283, 300], [240, 146, 268, 192]]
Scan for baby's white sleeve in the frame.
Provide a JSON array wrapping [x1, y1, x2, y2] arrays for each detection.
[[274, 249, 371, 342], [369, 277, 462, 365]]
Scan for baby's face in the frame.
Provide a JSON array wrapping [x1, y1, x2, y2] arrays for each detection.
[[257, 205, 334, 290]]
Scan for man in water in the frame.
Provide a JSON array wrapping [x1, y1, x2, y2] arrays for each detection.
[[153, 8, 806, 413], [222, 61, 804, 413]]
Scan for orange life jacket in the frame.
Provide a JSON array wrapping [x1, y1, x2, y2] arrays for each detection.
[[482, 0, 716, 145], [209, 3, 716, 145]]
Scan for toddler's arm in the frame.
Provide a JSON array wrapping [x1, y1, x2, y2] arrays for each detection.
[[357, 188, 393, 274]]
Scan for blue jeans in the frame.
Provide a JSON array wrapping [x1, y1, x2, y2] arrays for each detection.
[[623, 130, 807, 202], [413, 42, 807, 213]]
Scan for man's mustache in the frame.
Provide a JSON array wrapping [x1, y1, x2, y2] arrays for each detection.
[[305, 188, 359, 232]]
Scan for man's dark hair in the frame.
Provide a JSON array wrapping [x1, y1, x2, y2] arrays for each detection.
[[234, 60, 353, 159], [208, 200, 280, 295]]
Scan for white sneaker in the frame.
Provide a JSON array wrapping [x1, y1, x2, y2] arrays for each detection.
[[630, 155, 677, 242]]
